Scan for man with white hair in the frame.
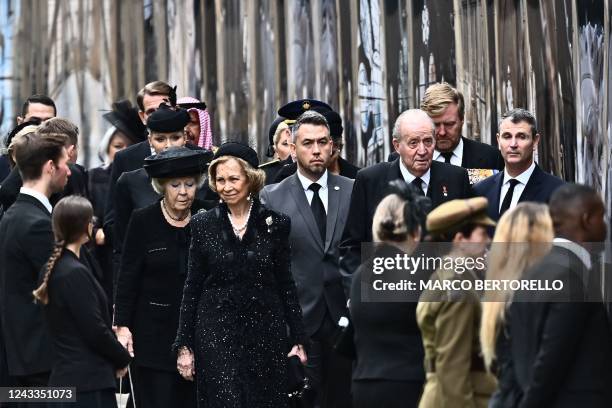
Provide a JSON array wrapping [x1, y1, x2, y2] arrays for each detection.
[[339, 109, 472, 284]]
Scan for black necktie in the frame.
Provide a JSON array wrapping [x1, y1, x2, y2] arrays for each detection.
[[411, 177, 425, 196], [440, 152, 453, 164], [499, 179, 520, 216], [309, 183, 326, 242]]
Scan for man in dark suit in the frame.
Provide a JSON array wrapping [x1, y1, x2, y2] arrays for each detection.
[[1, 95, 57, 183], [421, 82, 504, 172], [0, 131, 70, 388], [473, 108, 564, 221], [0, 118, 88, 213], [273, 110, 360, 183], [509, 184, 611, 407], [339, 109, 472, 282], [260, 110, 352, 408]]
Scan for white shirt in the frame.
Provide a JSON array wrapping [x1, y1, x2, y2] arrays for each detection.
[[552, 238, 592, 270], [498, 162, 536, 212], [399, 159, 431, 196], [297, 170, 328, 214], [19, 186, 52, 214], [433, 137, 463, 167]]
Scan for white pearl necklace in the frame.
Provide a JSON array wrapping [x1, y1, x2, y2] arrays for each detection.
[[227, 201, 253, 237]]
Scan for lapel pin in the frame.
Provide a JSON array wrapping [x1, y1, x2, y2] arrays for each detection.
[[334, 186, 340, 191], [442, 186, 448, 197]]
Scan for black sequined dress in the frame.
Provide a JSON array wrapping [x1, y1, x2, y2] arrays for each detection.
[[173, 198, 306, 408]]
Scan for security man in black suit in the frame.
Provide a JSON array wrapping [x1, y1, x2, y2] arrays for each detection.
[[339, 109, 472, 287], [273, 110, 360, 183], [509, 184, 611, 407], [473, 108, 564, 221], [260, 99, 333, 185], [0, 131, 71, 388]]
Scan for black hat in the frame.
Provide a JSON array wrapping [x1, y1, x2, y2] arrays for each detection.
[[321, 111, 343, 141], [144, 146, 212, 179], [4, 118, 42, 148], [266, 117, 289, 157], [213, 141, 259, 168], [146, 104, 190, 133], [277, 99, 332, 120], [103, 100, 148, 144]]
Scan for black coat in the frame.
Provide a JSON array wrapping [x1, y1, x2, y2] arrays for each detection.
[[0, 193, 54, 376], [349, 245, 425, 384], [0, 155, 10, 183], [112, 168, 218, 261], [339, 159, 472, 286], [508, 246, 612, 408], [46, 250, 131, 391], [473, 164, 564, 221], [460, 137, 504, 170], [261, 156, 293, 185], [114, 200, 208, 371], [103, 140, 152, 238], [88, 165, 114, 304], [173, 199, 306, 407]]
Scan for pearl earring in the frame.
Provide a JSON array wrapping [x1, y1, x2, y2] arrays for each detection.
[[247, 193, 252, 202]]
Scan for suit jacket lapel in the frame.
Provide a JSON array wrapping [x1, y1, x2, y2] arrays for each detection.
[[288, 175, 325, 250], [18, 193, 51, 216], [324, 174, 340, 252], [518, 164, 542, 203]]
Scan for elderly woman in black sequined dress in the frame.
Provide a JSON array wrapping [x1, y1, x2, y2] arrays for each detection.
[[173, 142, 307, 408]]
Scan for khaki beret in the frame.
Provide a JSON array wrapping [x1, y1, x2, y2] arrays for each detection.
[[426, 197, 496, 235]]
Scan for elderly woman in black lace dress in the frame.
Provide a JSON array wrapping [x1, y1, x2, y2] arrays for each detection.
[[174, 142, 307, 408]]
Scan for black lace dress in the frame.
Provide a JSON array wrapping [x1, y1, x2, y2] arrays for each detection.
[[173, 199, 306, 408]]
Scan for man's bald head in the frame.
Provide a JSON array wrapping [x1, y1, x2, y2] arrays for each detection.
[[549, 184, 607, 243]]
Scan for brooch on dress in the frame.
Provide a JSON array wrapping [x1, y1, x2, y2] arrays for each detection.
[[265, 216, 274, 233]]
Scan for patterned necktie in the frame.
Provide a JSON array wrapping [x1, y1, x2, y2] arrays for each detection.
[[308, 183, 326, 242]]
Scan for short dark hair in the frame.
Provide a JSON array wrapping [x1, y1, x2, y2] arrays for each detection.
[[549, 183, 599, 216], [136, 81, 173, 111], [291, 110, 330, 143], [13, 132, 69, 182], [38, 118, 79, 146], [500, 108, 538, 137], [21, 95, 56, 117]]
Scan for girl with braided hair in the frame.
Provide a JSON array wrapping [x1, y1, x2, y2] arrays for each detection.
[[349, 180, 431, 408], [33, 195, 131, 408]]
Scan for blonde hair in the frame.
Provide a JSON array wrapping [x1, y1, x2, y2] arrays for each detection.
[[420, 82, 465, 119], [208, 156, 266, 194], [480, 203, 553, 369], [273, 122, 290, 146]]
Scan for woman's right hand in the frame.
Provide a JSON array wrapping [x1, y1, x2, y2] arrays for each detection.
[[115, 326, 134, 357], [177, 347, 195, 381]]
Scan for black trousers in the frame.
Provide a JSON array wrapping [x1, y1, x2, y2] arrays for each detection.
[[352, 379, 423, 408], [135, 366, 196, 408], [55, 389, 117, 408], [305, 312, 352, 408], [5, 372, 49, 408]]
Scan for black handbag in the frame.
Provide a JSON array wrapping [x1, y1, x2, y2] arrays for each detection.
[[287, 355, 315, 408]]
